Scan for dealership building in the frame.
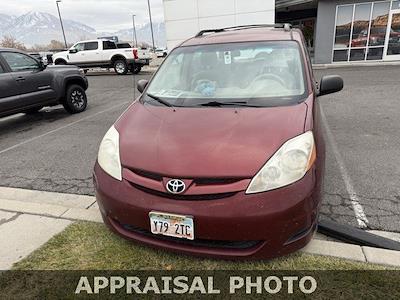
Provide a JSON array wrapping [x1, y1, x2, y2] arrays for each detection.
[[163, 0, 400, 64]]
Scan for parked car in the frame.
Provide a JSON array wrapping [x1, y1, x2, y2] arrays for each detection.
[[52, 39, 151, 75], [0, 48, 88, 118], [93, 24, 343, 260], [155, 48, 168, 57], [28, 53, 44, 63]]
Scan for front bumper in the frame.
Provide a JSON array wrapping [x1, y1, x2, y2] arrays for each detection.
[[94, 163, 321, 260]]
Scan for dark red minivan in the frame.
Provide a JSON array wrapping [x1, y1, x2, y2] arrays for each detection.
[[94, 24, 343, 260]]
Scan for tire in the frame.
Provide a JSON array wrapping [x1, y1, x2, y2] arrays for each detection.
[[55, 59, 66, 65], [131, 64, 142, 74], [24, 107, 43, 114], [113, 59, 128, 75], [63, 84, 87, 114]]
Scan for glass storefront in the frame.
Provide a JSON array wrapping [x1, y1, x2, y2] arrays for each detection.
[[332, 0, 400, 62]]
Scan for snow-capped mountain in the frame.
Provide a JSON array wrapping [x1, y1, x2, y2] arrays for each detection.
[[114, 22, 166, 47], [0, 11, 166, 47], [0, 13, 16, 31], [1, 11, 96, 46]]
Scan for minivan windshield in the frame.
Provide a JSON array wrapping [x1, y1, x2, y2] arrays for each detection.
[[145, 41, 307, 107]]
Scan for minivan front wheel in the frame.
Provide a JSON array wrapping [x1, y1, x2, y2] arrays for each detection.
[[63, 84, 87, 114], [114, 60, 128, 75]]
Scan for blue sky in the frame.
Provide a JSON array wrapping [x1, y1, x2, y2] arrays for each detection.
[[1, 0, 165, 31]]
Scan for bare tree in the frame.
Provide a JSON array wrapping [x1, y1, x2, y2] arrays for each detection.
[[48, 40, 66, 50], [30, 44, 47, 52], [0, 35, 27, 50]]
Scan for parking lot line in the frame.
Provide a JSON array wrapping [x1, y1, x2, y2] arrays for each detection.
[[0, 102, 129, 155], [320, 106, 369, 229]]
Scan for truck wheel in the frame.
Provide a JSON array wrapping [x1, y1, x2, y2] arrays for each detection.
[[63, 84, 87, 114], [55, 59, 66, 65], [114, 60, 128, 75], [132, 65, 142, 74]]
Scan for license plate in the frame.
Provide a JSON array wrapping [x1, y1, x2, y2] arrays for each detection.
[[149, 211, 194, 240]]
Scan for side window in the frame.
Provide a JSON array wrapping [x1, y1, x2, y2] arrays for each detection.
[[103, 41, 117, 50], [84, 42, 99, 51], [1, 52, 40, 72], [299, 35, 314, 80], [73, 43, 85, 52], [0, 64, 4, 73]]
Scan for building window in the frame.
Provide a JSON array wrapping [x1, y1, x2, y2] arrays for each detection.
[[333, 1, 391, 62], [369, 1, 391, 59], [387, 11, 400, 54], [352, 4, 372, 48], [334, 5, 354, 50], [333, 49, 349, 62]]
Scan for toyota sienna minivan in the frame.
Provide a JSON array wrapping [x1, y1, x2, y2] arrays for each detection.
[[93, 24, 343, 260]]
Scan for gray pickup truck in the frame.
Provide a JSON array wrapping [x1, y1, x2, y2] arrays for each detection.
[[0, 48, 88, 118]]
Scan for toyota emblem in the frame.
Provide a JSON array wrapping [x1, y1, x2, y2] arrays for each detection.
[[166, 179, 186, 194]]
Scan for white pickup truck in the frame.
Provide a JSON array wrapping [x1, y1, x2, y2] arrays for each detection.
[[52, 39, 151, 75]]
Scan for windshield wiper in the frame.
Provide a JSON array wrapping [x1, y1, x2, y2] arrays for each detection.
[[198, 101, 261, 107], [146, 93, 174, 108]]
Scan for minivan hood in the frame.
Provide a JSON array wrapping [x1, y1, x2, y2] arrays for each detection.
[[116, 101, 308, 178]]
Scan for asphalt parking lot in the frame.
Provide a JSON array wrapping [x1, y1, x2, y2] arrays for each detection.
[[0, 66, 399, 233]]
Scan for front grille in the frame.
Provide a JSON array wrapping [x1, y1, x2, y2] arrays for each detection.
[[130, 182, 237, 200], [121, 222, 261, 250], [130, 168, 244, 186], [194, 178, 241, 185], [132, 169, 163, 181]]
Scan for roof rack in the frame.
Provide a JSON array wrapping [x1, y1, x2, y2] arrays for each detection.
[[195, 23, 292, 37]]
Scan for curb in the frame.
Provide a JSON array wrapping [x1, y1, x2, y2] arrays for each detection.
[[301, 239, 366, 262], [0, 186, 400, 267], [0, 187, 101, 223]]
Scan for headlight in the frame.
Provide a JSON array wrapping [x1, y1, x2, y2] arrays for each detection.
[[98, 125, 122, 181], [246, 131, 316, 194]]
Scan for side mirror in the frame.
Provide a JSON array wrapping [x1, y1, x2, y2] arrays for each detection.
[[137, 79, 149, 93], [319, 75, 344, 96], [69, 49, 78, 54]]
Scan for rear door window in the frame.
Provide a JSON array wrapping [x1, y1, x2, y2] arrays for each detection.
[[0, 63, 4, 73], [104, 41, 117, 49], [84, 42, 99, 51]]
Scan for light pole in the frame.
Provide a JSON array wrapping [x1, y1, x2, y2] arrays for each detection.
[[147, 0, 156, 51], [132, 14, 138, 47], [56, 0, 68, 48]]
